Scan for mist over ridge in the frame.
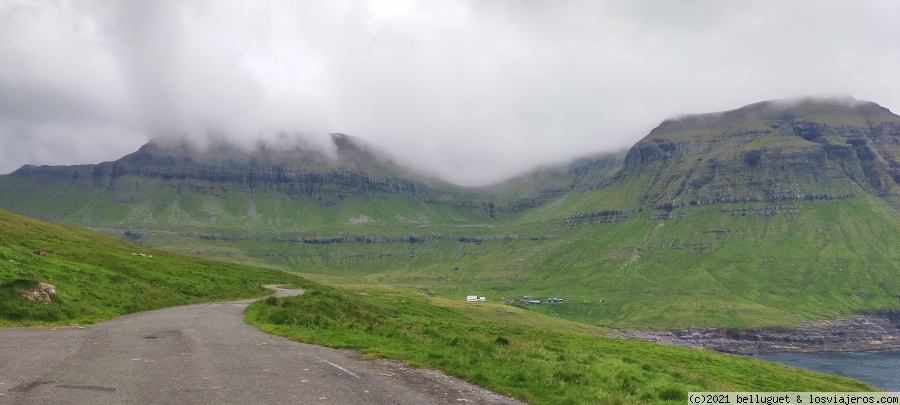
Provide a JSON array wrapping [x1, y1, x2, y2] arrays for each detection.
[[120, 95, 896, 189], [4, 1, 900, 185]]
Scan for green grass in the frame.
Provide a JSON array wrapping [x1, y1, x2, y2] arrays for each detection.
[[125, 193, 900, 330], [0, 208, 303, 325], [245, 283, 873, 405]]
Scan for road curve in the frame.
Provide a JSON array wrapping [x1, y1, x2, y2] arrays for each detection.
[[1, 286, 525, 404]]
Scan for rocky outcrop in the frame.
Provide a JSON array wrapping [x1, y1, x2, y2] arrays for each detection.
[[16, 158, 428, 197], [565, 208, 641, 224], [623, 311, 900, 354], [24, 283, 57, 304], [170, 231, 555, 245]]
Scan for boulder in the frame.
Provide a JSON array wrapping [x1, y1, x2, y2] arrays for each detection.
[[40, 282, 56, 295], [24, 283, 57, 304]]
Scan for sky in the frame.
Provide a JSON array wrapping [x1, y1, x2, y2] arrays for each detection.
[[2, 0, 900, 186]]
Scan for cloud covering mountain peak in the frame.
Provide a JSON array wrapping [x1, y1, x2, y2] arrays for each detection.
[[3, 1, 900, 185]]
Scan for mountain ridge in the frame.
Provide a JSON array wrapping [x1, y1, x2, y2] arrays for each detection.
[[620, 97, 900, 212], [1, 96, 898, 329]]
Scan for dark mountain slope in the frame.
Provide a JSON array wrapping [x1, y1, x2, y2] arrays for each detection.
[[0, 134, 507, 235], [483, 151, 626, 214], [621, 98, 900, 210], [10, 133, 449, 204]]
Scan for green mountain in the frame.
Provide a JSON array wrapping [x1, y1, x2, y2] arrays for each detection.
[[522, 97, 900, 327], [1, 97, 898, 329], [0, 133, 490, 234], [622, 97, 900, 206]]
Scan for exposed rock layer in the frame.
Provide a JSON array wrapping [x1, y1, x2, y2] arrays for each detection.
[[623, 311, 900, 355]]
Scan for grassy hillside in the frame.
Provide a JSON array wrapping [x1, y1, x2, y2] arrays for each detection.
[[0, 209, 302, 325], [2, 207, 874, 403], [106, 187, 900, 330], [135, 190, 895, 330], [245, 282, 872, 405]]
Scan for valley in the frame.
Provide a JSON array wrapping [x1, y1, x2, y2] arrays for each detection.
[[0, 208, 873, 403], [3, 97, 900, 401], [8, 0, 900, 400], [2, 98, 898, 332]]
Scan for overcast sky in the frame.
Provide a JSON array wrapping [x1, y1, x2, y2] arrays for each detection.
[[2, 1, 900, 185]]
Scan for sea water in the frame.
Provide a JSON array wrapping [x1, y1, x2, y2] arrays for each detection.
[[758, 350, 900, 391]]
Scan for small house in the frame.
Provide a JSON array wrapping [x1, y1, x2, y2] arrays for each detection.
[[479, 297, 486, 302], [467, 295, 479, 302]]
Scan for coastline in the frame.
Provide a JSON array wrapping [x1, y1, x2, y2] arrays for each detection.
[[621, 310, 900, 355]]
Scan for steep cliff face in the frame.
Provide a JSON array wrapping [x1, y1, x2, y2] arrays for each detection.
[[2, 131, 630, 227], [621, 98, 900, 209], [12, 133, 440, 201], [0, 133, 502, 233]]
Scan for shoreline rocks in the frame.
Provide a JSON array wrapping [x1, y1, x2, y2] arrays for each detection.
[[622, 311, 900, 355]]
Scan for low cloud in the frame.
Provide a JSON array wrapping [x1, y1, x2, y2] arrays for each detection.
[[2, 0, 900, 185]]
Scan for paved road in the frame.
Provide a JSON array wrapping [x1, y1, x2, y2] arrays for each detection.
[[0, 286, 525, 404]]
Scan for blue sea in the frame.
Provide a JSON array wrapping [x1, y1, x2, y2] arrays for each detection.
[[758, 350, 900, 391]]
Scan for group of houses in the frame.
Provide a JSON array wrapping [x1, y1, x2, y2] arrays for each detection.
[[467, 295, 565, 304], [518, 295, 564, 305], [521, 295, 563, 304]]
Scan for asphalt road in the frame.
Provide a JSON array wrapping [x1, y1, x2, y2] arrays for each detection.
[[0, 286, 525, 404]]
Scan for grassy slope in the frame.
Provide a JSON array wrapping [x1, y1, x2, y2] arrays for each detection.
[[0, 209, 302, 325], [520, 197, 900, 328], [168, 185, 888, 329], [123, 190, 900, 330], [245, 283, 872, 405]]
